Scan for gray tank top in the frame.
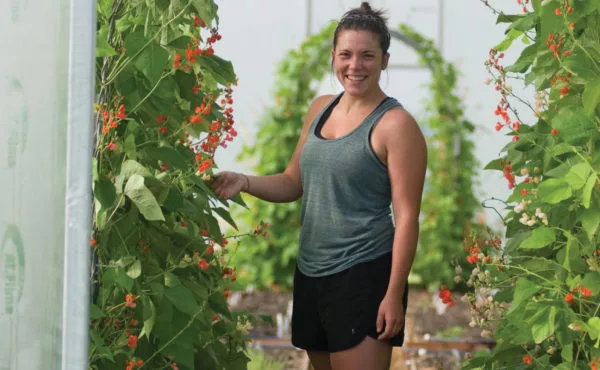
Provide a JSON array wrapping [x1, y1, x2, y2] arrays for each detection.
[[298, 93, 402, 277]]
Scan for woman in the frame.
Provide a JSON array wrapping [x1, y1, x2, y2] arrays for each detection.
[[211, 2, 427, 369]]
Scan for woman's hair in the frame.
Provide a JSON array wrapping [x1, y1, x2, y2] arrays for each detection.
[[333, 2, 391, 55]]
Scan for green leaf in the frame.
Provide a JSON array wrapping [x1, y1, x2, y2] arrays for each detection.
[[551, 142, 575, 156], [588, 317, 600, 340], [115, 255, 136, 268], [528, 305, 557, 343], [123, 134, 137, 158], [208, 291, 231, 319], [551, 109, 596, 146], [496, 13, 525, 24], [508, 278, 541, 313], [540, 1, 565, 43], [494, 29, 523, 52], [164, 285, 200, 315], [564, 162, 592, 190], [519, 227, 556, 249], [145, 147, 189, 170], [508, 12, 539, 32], [191, 0, 218, 25], [557, 234, 586, 273], [582, 174, 597, 209], [162, 187, 184, 212], [140, 298, 156, 339], [583, 78, 600, 115], [125, 30, 169, 85], [124, 174, 165, 221], [111, 268, 133, 291], [563, 51, 600, 80], [164, 272, 181, 287], [90, 304, 104, 320], [94, 176, 117, 209], [127, 260, 142, 279], [505, 43, 538, 73], [537, 178, 572, 204], [135, 43, 169, 85], [96, 27, 117, 57], [580, 205, 600, 240], [213, 207, 238, 230], [197, 55, 236, 86], [115, 160, 151, 193], [168, 36, 192, 49]]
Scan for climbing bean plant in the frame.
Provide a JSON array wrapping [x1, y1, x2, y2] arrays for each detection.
[[90, 1, 252, 369], [455, 1, 600, 369]]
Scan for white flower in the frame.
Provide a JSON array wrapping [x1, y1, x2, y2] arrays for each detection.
[[514, 202, 525, 214], [454, 276, 463, 283], [455, 265, 463, 275], [527, 219, 537, 227]]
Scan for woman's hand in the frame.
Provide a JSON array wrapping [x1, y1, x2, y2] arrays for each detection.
[[210, 171, 248, 200], [376, 290, 405, 340]]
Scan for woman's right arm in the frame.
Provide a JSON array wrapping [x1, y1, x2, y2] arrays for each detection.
[[211, 95, 335, 203]]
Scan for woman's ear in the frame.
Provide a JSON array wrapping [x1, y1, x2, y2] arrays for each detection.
[[382, 52, 390, 70]]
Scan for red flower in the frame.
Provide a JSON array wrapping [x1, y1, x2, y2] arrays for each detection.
[[555, 8, 561, 15], [109, 120, 118, 129], [198, 258, 208, 270], [156, 115, 166, 123], [521, 188, 528, 196], [582, 287, 592, 298], [198, 159, 212, 172], [523, 354, 533, 364], [127, 335, 138, 348], [565, 292, 574, 305], [158, 126, 168, 134], [125, 294, 137, 308], [90, 238, 97, 246], [181, 221, 187, 227], [107, 142, 117, 151]]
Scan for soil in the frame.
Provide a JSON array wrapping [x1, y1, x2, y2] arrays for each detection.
[[230, 288, 490, 370]]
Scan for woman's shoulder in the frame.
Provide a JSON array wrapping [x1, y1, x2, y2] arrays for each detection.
[[309, 94, 338, 112], [378, 104, 423, 141], [304, 94, 338, 124]]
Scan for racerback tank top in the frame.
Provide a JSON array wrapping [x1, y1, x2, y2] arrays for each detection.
[[297, 92, 403, 277]]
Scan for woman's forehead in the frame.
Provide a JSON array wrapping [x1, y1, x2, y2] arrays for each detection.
[[336, 29, 380, 49]]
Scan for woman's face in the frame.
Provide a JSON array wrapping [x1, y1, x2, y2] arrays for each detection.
[[332, 29, 389, 97]]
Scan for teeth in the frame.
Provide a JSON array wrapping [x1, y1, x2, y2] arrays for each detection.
[[347, 76, 366, 81]]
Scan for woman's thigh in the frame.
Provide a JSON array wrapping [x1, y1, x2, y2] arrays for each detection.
[[329, 336, 392, 370], [307, 351, 332, 370]]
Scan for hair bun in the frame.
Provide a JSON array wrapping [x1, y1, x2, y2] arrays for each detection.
[[360, 2, 372, 12]]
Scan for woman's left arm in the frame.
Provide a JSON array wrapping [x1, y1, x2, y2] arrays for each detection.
[[376, 108, 427, 340]]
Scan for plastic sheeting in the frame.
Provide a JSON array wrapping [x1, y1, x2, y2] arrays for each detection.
[[0, 0, 95, 368]]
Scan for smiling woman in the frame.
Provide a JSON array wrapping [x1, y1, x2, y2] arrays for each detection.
[[211, 2, 427, 370]]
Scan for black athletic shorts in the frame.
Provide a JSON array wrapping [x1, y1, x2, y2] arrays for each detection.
[[291, 252, 408, 353]]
